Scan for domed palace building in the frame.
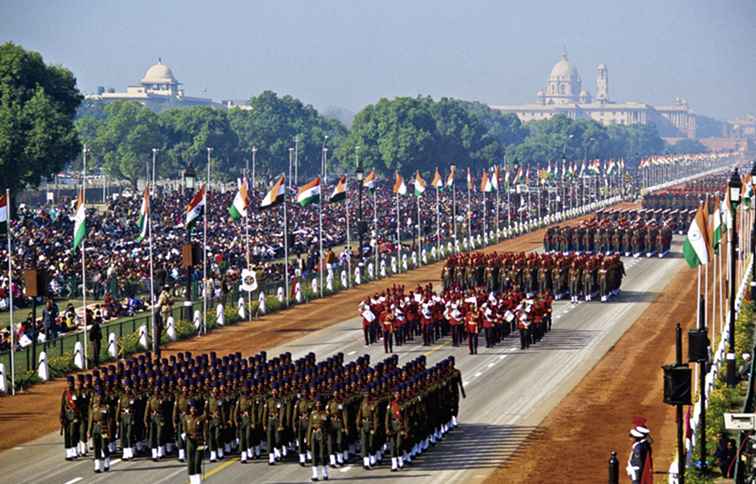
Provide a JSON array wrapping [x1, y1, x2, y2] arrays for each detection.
[[85, 60, 217, 111], [492, 51, 698, 138]]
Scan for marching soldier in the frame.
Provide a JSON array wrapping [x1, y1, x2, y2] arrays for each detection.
[[385, 389, 405, 472], [326, 387, 348, 467], [307, 398, 330, 481], [60, 376, 80, 461], [206, 383, 225, 462], [88, 387, 112, 473], [356, 387, 379, 469], [116, 378, 137, 460], [380, 307, 395, 354], [294, 387, 316, 466], [184, 402, 208, 484], [263, 383, 285, 464], [173, 380, 191, 462], [144, 385, 165, 461], [233, 382, 254, 463], [465, 307, 479, 355]]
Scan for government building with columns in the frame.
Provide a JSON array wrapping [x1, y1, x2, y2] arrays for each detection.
[[84, 61, 217, 111], [491, 52, 698, 138]]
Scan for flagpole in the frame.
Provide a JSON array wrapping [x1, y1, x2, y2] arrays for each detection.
[[81, 145, 88, 369], [245, 177, 252, 319], [283, 175, 290, 305], [507, 178, 511, 230], [495, 167, 500, 241], [416, 189, 421, 260], [319, 145, 327, 297], [395, 190, 400, 272], [373, 188, 378, 277], [452, 176, 457, 251], [6, 189, 15, 395], [147, 154, 156, 353], [467, 173, 472, 249], [436, 181, 440, 256], [203, 148, 211, 335], [346, 180, 352, 288]]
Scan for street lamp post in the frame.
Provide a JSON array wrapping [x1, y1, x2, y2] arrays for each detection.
[[294, 135, 299, 186], [727, 169, 742, 387], [322, 136, 329, 185], [151, 148, 158, 194], [251, 146, 257, 191], [288, 147, 294, 188]]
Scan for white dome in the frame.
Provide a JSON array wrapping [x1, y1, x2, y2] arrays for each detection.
[[579, 89, 590, 96], [142, 63, 177, 84], [549, 54, 579, 81]]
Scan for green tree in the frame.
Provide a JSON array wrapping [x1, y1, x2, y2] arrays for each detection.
[[0, 42, 82, 193], [666, 137, 707, 154], [228, 91, 347, 181], [81, 100, 164, 188], [159, 106, 239, 180]]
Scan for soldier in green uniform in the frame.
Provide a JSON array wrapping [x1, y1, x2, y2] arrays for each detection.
[[356, 387, 379, 469], [77, 375, 91, 457], [263, 383, 285, 464], [233, 382, 254, 463], [385, 389, 405, 472], [326, 386, 348, 467], [205, 383, 225, 462], [293, 386, 315, 465], [144, 385, 165, 460], [307, 398, 330, 481], [184, 401, 208, 484], [173, 380, 190, 462], [88, 387, 112, 473], [116, 378, 136, 460], [60, 376, 80, 460]]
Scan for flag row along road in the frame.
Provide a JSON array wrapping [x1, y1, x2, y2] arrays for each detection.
[[0, 237, 687, 484]]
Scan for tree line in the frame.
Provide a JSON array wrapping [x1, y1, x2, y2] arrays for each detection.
[[1, 42, 697, 194]]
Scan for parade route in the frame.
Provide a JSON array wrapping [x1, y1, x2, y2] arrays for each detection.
[[0, 240, 686, 484]]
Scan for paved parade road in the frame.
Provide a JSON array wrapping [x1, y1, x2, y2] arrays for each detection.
[[0, 242, 685, 484]]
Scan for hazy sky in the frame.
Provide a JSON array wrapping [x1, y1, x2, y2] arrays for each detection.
[[2, 0, 754, 120]]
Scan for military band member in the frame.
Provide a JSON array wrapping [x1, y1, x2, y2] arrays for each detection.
[[465, 309, 479, 355]]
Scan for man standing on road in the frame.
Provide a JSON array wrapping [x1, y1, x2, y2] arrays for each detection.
[[626, 425, 653, 484], [184, 401, 208, 484]]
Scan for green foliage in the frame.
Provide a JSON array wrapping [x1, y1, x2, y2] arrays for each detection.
[[228, 91, 347, 180], [14, 369, 42, 392], [0, 42, 82, 193], [666, 138, 707, 155], [48, 353, 77, 379]]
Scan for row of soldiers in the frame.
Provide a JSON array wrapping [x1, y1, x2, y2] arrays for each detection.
[[59, 349, 466, 482], [442, 251, 625, 303], [543, 221, 673, 258], [359, 283, 554, 354], [595, 208, 694, 235]]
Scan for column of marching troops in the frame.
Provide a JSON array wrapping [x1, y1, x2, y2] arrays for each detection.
[[59, 349, 466, 482], [544, 216, 675, 260], [359, 281, 554, 354]]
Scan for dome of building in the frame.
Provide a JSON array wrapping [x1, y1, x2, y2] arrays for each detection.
[[549, 53, 579, 81], [142, 62, 177, 84]]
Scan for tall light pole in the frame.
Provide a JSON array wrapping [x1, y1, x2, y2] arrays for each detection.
[[294, 135, 299, 186], [727, 169, 741, 387], [251, 146, 257, 191], [288, 147, 294, 189], [322, 135, 329, 185], [151, 148, 158, 194]]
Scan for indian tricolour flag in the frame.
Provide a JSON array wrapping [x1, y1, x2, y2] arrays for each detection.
[[72, 188, 87, 251], [393, 173, 407, 195], [296, 177, 321, 207], [683, 205, 710, 268], [606, 160, 616, 176], [228, 177, 250, 220], [136, 186, 150, 242], [0, 193, 7, 225], [492, 166, 500, 191], [446, 165, 456, 188], [330, 175, 347, 203], [480, 170, 493, 193], [414, 171, 426, 197], [712, 197, 722, 254], [261, 175, 285, 209], [184, 184, 206, 228], [431, 167, 443, 190]]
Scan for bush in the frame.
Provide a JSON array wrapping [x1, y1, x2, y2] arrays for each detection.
[[14, 370, 41, 392], [48, 353, 77, 379]]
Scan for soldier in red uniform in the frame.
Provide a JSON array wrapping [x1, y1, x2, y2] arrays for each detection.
[[381, 308, 395, 354], [465, 307, 479, 355]]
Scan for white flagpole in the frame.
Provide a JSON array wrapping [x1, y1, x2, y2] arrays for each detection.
[[495, 168, 500, 241], [416, 190, 421, 257], [81, 145, 88, 369], [6, 189, 15, 395], [283, 176, 290, 305], [147, 156, 156, 350], [346, 180, 352, 288], [373, 188, 378, 276], [452, 176, 457, 251], [507, 178, 511, 229], [395, 190, 400, 272], [318, 177, 324, 298], [436, 182, 441, 255], [467, 175, 472, 248], [203, 148, 211, 334], [245, 176, 252, 318]]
